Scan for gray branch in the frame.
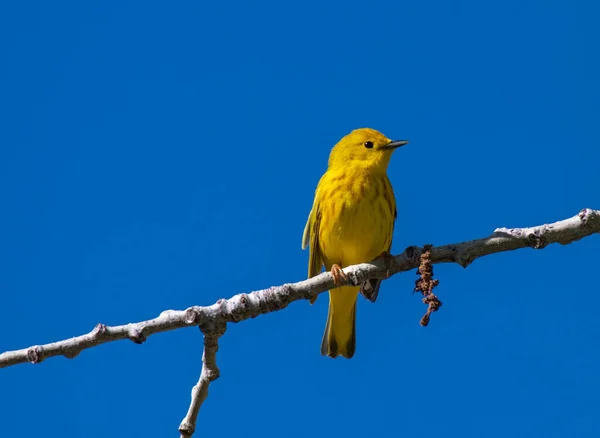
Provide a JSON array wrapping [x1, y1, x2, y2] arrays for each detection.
[[0, 208, 598, 436], [179, 322, 226, 438]]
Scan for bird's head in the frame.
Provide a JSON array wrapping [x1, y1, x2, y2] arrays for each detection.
[[328, 128, 408, 173]]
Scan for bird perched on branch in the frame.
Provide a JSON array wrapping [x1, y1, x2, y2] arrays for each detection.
[[302, 128, 408, 358]]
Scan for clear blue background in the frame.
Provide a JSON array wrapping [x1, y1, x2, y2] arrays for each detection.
[[1, 1, 599, 437]]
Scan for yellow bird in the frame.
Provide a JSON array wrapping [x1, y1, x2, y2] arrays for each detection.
[[302, 128, 408, 358]]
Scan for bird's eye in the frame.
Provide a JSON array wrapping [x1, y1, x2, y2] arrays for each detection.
[[364, 141, 374, 149]]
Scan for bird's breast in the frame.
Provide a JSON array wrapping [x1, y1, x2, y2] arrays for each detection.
[[318, 173, 395, 267]]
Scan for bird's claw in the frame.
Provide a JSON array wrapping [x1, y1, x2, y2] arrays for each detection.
[[331, 264, 348, 286]]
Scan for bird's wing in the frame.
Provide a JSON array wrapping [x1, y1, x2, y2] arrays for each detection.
[[301, 209, 312, 250], [360, 206, 396, 303], [303, 206, 324, 277], [302, 202, 324, 304]]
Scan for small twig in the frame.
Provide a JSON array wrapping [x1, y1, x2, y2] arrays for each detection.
[[414, 245, 441, 326], [179, 322, 226, 438]]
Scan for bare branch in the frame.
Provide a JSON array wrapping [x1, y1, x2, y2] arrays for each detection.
[[1, 208, 598, 369], [1, 208, 598, 437], [179, 322, 226, 438]]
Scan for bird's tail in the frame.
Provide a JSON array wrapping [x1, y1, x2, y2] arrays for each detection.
[[321, 286, 359, 358]]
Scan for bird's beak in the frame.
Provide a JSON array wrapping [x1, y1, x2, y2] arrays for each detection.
[[382, 140, 409, 150]]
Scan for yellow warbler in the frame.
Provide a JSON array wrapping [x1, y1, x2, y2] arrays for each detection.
[[302, 128, 408, 358]]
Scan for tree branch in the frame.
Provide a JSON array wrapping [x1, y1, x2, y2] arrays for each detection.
[[1, 208, 598, 369], [179, 322, 226, 438], [1, 208, 598, 436]]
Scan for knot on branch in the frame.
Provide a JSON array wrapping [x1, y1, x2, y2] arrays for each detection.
[[184, 308, 200, 324], [127, 327, 147, 344], [579, 208, 599, 226], [414, 244, 442, 326], [179, 422, 195, 438], [404, 245, 419, 261], [200, 320, 227, 338], [27, 346, 44, 364], [448, 243, 473, 268], [93, 323, 108, 338], [526, 228, 548, 249], [204, 365, 220, 381]]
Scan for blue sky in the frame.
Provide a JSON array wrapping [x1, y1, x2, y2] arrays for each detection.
[[1, 0, 599, 436]]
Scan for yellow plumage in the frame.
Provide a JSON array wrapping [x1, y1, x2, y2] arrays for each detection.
[[302, 128, 408, 358]]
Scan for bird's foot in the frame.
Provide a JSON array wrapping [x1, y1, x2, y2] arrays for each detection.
[[330, 264, 348, 286]]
